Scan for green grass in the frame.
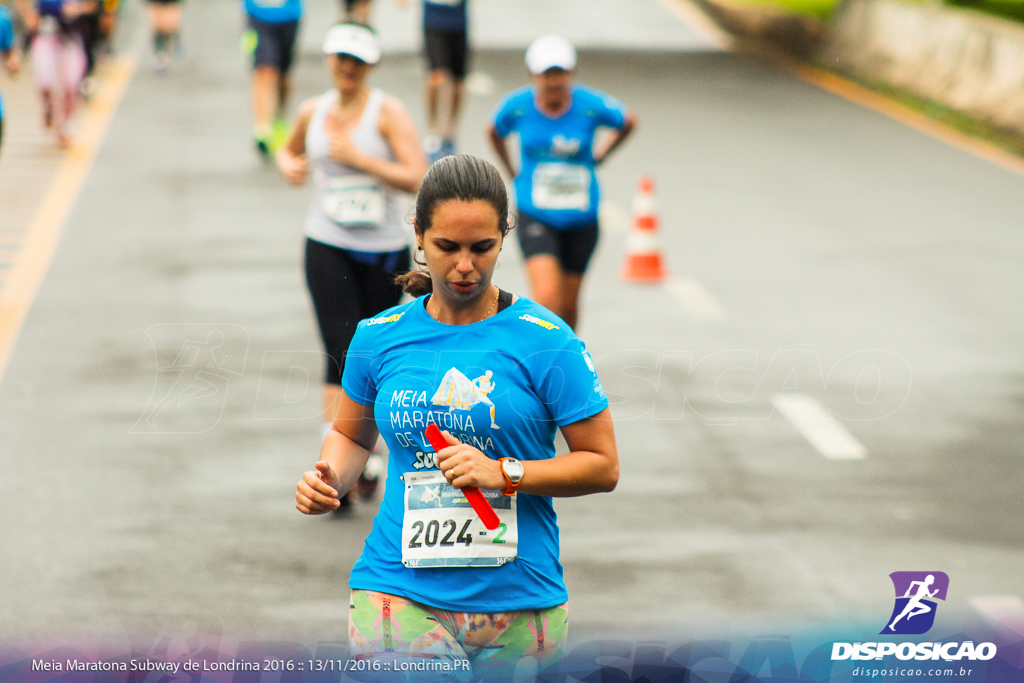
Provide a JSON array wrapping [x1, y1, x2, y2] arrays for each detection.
[[737, 0, 1024, 23], [946, 0, 1024, 21], [735, 0, 839, 20]]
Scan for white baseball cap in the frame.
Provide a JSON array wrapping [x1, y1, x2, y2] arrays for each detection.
[[322, 23, 381, 65], [525, 35, 576, 75]]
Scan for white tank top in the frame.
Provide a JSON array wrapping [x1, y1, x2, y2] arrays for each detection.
[[304, 89, 409, 252]]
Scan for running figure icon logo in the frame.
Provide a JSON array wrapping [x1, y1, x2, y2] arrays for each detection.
[[881, 571, 950, 635], [431, 367, 501, 429], [132, 324, 249, 434]]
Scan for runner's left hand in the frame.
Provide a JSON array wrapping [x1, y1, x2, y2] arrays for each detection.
[[435, 430, 505, 492], [328, 130, 365, 167]]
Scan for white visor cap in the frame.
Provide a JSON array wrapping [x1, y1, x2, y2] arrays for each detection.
[[322, 24, 381, 65], [525, 35, 576, 75]]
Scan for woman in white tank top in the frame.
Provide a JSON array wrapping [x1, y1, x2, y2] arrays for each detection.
[[277, 23, 427, 510]]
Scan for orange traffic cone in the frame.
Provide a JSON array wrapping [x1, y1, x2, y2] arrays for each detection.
[[620, 176, 667, 282]]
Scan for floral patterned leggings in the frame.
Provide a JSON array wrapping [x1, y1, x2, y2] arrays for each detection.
[[348, 590, 568, 681]]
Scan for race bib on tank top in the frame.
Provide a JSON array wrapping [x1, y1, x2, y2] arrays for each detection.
[[322, 174, 386, 227]]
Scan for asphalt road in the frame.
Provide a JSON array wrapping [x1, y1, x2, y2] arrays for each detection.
[[0, 0, 1022, 649]]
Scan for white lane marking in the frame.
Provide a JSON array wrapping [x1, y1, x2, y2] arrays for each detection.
[[771, 393, 867, 460], [970, 596, 1024, 638], [666, 276, 728, 321]]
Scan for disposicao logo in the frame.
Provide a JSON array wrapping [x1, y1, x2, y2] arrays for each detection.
[[830, 571, 998, 663], [882, 571, 949, 635]]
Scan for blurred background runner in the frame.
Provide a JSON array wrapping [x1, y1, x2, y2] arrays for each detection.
[[0, 3, 20, 157], [145, 0, 181, 73], [339, 0, 370, 23], [398, 0, 468, 164], [243, 0, 302, 158], [15, 0, 94, 146], [488, 35, 636, 330]]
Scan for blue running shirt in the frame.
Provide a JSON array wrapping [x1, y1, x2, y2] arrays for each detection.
[[244, 0, 301, 24], [0, 7, 12, 120], [492, 85, 627, 230], [423, 0, 467, 32], [342, 295, 609, 612]]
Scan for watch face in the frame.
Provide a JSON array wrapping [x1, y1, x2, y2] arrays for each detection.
[[503, 458, 525, 484]]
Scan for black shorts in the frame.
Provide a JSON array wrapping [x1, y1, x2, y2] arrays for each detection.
[[516, 212, 600, 275], [424, 26, 467, 80], [304, 239, 410, 386], [247, 14, 298, 74]]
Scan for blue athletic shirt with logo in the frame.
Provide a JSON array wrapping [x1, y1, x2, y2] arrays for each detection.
[[0, 6, 12, 120], [342, 294, 609, 612], [423, 0, 467, 32], [492, 85, 627, 230], [244, 0, 302, 24]]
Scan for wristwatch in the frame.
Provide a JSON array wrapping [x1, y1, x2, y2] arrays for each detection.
[[499, 457, 524, 496]]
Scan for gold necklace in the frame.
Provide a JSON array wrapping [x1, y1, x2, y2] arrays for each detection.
[[483, 287, 499, 320], [430, 287, 498, 323]]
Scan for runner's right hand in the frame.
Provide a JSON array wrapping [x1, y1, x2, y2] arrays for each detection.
[[277, 152, 308, 185], [295, 461, 342, 514]]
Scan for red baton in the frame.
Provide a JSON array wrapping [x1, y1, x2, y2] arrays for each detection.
[[425, 424, 500, 530]]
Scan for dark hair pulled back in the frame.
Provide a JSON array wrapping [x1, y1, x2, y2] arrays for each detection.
[[396, 155, 511, 296]]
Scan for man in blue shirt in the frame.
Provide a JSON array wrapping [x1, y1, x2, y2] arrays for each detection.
[[243, 0, 302, 158], [400, 0, 469, 163], [488, 35, 636, 330]]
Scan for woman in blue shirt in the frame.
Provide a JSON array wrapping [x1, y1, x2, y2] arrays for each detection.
[[488, 35, 636, 331], [295, 154, 618, 679]]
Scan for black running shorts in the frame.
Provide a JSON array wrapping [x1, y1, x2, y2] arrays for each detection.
[[248, 14, 299, 73], [516, 212, 600, 275], [424, 26, 468, 80]]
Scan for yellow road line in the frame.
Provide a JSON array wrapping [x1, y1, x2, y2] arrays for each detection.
[[791, 63, 1024, 176], [0, 56, 137, 384]]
